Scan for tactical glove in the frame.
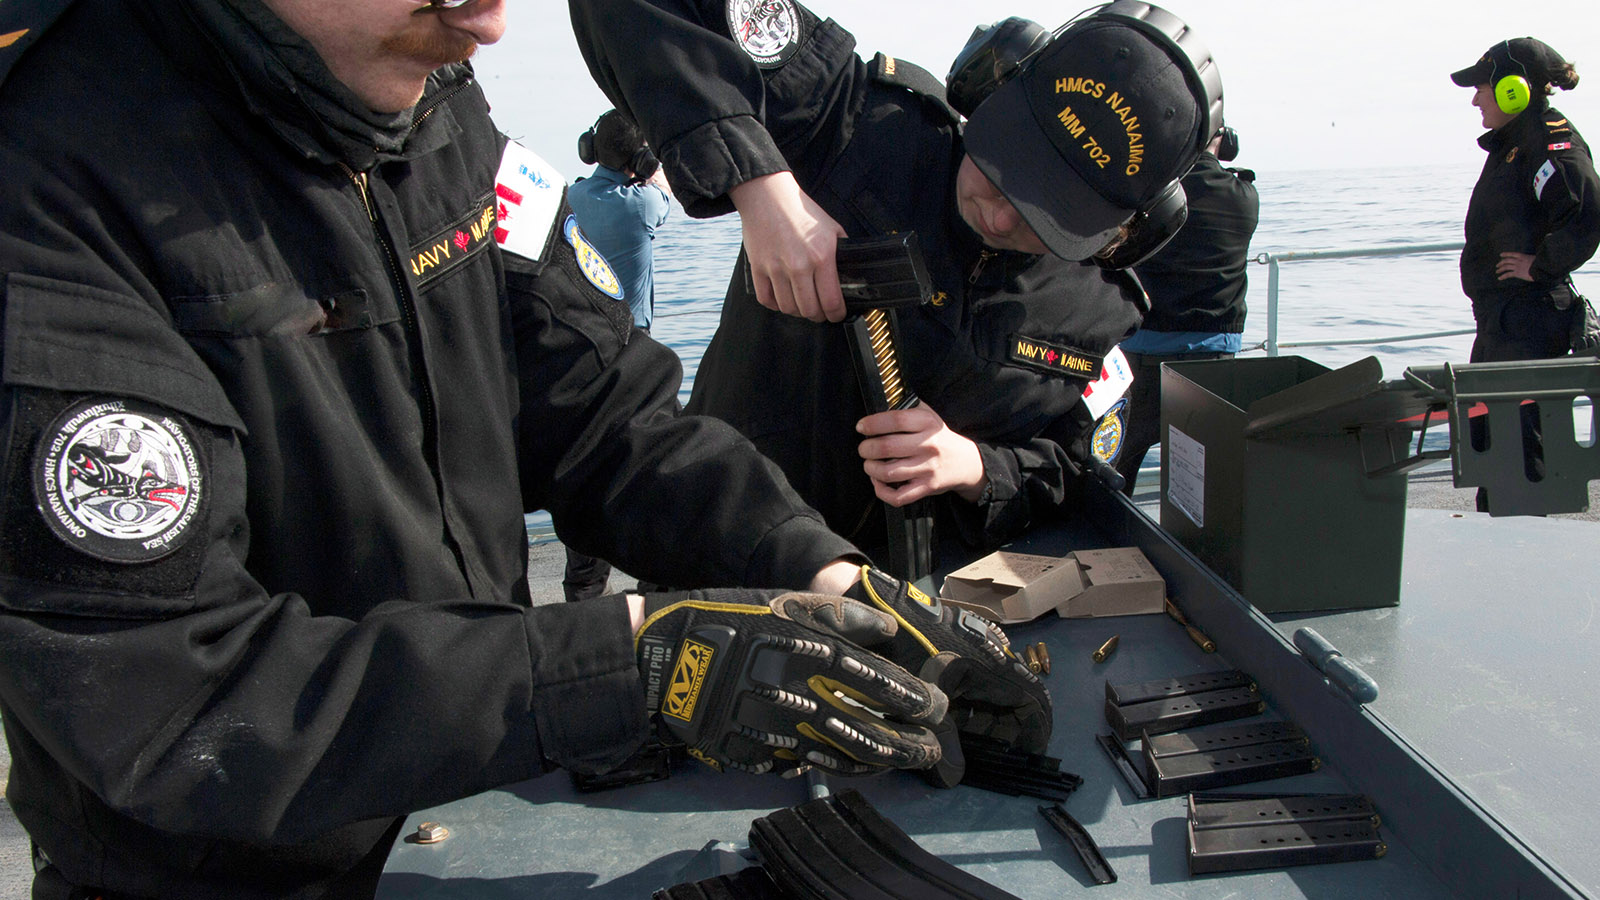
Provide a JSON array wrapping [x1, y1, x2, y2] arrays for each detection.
[[844, 565, 1052, 759], [635, 588, 948, 776]]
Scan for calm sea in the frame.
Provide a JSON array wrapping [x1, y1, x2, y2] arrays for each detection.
[[646, 161, 1600, 401]]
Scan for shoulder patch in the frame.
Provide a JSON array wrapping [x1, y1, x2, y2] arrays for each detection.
[[1534, 159, 1557, 201], [1008, 334, 1102, 381], [1090, 399, 1128, 465], [494, 140, 565, 262], [32, 398, 206, 563], [1549, 141, 1573, 152], [563, 215, 624, 299], [726, 0, 804, 68], [1080, 345, 1133, 418]]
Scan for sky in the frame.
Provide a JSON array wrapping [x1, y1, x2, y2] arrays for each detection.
[[476, 1, 1600, 183]]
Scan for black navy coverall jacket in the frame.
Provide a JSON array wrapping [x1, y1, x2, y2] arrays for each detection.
[[571, 0, 1147, 553], [0, 1, 855, 897], [1133, 152, 1259, 336], [1461, 102, 1600, 361]]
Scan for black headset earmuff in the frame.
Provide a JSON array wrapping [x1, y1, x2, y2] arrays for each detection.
[[1216, 125, 1240, 162], [1493, 40, 1533, 116], [628, 144, 660, 182], [577, 114, 602, 166], [945, 16, 1052, 119], [1089, 1, 1223, 269]]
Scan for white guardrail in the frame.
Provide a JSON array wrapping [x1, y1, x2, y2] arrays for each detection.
[[1253, 241, 1473, 357]]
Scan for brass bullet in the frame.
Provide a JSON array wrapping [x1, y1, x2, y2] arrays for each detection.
[[1091, 635, 1119, 663], [1023, 644, 1042, 674], [1186, 625, 1217, 653], [1035, 642, 1050, 675]]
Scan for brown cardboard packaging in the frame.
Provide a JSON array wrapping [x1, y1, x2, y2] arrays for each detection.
[[939, 548, 1165, 624]]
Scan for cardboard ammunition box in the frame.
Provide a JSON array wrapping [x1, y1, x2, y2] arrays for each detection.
[[939, 548, 1165, 624]]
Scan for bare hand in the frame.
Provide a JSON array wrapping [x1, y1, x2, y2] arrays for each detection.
[[856, 404, 987, 505], [728, 172, 848, 322], [1496, 251, 1535, 282]]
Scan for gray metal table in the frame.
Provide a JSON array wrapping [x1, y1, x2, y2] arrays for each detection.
[[379, 486, 1588, 899]]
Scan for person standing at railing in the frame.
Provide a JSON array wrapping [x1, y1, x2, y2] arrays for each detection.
[[564, 109, 673, 602], [1452, 38, 1599, 510], [1116, 125, 1259, 494]]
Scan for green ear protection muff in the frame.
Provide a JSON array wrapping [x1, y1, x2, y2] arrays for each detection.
[[1495, 73, 1531, 115], [1493, 39, 1534, 116]]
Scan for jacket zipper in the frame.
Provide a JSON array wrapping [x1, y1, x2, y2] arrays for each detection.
[[968, 249, 997, 285], [412, 77, 472, 131], [338, 161, 439, 458]]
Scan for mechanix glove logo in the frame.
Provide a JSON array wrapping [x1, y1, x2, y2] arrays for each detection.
[[663, 638, 715, 722], [32, 398, 206, 563]]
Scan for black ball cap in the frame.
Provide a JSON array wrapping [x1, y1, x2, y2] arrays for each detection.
[[1451, 37, 1567, 87]]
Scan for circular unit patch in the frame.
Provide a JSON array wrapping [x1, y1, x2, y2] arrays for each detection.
[[32, 398, 206, 564], [1090, 399, 1127, 465], [726, 0, 802, 68], [562, 215, 624, 300]]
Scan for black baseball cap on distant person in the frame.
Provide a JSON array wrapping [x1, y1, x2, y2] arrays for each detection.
[[1450, 37, 1567, 87], [963, 1, 1220, 262]]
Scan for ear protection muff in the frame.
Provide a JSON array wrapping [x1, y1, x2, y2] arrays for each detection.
[[577, 115, 601, 166], [628, 144, 660, 182], [1495, 73, 1532, 115], [945, 17, 1051, 119], [1089, 1, 1223, 269], [1216, 125, 1240, 162], [1096, 180, 1188, 270], [1493, 39, 1533, 116]]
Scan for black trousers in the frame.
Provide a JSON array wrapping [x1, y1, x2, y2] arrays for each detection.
[[1467, 284, 1579, 512]]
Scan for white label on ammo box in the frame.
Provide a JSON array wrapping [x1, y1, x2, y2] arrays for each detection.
[[1166, 426, 1205, 528]]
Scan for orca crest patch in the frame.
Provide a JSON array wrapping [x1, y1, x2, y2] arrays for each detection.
[[32, 398, 206, 563], [563, 215, 624, 299], [1091, 398, 1127, 465], [726, 0, 803, 68]]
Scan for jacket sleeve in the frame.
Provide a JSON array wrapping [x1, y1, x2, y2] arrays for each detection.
[[1529, 146, 1600, 283], [943, 410, 1096, 550], [504, 227, 859, 589], [568, 0, 861, 218]]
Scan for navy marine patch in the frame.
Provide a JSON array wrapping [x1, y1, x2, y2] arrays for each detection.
[[32, 398, 206, 563], [727, 0, 804, 68], [1008, 334, 1103, 381]]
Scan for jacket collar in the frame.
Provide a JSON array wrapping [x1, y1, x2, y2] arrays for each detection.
[[145, 0, 470, 170]]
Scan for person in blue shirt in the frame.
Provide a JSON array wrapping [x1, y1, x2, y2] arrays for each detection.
[[569, 109, 672, 331], [564, 109, 673, 601]]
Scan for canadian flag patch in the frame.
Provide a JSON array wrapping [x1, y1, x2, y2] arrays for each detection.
[[493, 141, 564, 261]]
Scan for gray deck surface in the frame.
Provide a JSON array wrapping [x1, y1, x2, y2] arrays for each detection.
[[1, 461, 1594, 895]]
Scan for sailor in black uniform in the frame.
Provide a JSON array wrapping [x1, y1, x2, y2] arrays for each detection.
[[1452, 37, 1599, 509], [570, 0, 1223, 559]]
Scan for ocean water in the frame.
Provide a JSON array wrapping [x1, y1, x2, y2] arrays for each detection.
[[646, 161, 1600, 398]]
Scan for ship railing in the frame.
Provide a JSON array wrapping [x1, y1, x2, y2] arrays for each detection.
[[1250, 241, 1471, 357]]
